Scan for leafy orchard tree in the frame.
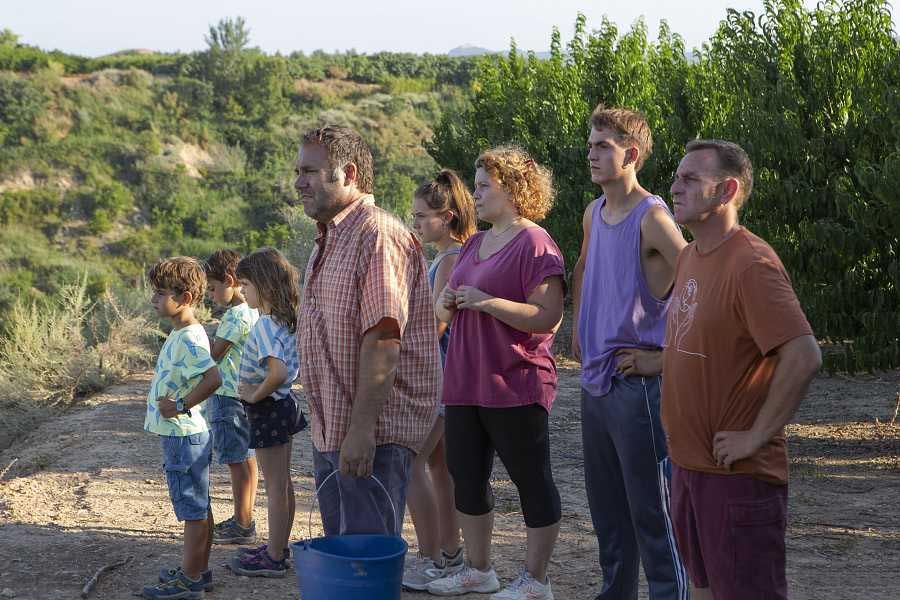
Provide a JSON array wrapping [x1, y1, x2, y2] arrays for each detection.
[[429, 1, 899, 371]]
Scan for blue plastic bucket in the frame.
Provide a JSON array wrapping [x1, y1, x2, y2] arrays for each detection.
[[291, 471, 408, 599], [291, 534, 407, 599]]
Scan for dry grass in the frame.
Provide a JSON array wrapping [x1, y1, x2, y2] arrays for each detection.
[[0, 276, 161, 448]]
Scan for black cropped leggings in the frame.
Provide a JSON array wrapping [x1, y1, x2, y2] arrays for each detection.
[[444, 403, 562, 528]]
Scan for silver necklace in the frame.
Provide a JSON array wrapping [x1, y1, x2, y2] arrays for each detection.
[[489, 218, 521, 238]]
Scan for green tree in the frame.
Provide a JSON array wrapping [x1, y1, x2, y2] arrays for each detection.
[[204, 16, 251, 53], [688, 0, 899, 370], [0, 29, 19, 47], [430, 2, 899, 370], [0, 73, 49, 145], [187, 17, 288, 122]]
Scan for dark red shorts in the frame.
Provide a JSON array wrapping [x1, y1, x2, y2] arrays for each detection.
[[671, 463, 788, 600]]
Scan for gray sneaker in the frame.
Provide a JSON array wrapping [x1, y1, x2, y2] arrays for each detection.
[[403, 553, 442, 591], [442, 547, 465, 573], [157, 567, 213, 591], [403, 549, 465, 591], [213, 517, 256, 544]]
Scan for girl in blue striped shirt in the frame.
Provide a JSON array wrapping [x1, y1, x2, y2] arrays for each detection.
[[230, 248, 305, 578]]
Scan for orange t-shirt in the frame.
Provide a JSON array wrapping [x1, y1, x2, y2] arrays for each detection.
[[661, 227, 813, 485]]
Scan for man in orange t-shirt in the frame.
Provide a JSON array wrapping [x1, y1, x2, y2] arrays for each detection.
[[662, 140, 822, 600]]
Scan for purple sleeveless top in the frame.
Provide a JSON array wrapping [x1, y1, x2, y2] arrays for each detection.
[[577, 195, 672, 396]]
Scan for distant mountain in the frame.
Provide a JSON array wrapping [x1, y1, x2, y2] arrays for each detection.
[[99, 48, 158, 57], [448, 44, 495, 57], [448, 44, 553, 60]]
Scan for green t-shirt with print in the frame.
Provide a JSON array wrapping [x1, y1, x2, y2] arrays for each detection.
[[213, 303, 258, 398], [144, 323, 216, 436]]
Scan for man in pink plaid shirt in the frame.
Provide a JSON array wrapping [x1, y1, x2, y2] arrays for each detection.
[[294, 125, 441, 536]]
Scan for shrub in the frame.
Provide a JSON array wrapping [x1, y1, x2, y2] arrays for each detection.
[[0, 276, 159, 407]]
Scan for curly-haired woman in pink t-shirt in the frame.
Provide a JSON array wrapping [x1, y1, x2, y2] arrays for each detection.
[[428, 147, 566, 600]]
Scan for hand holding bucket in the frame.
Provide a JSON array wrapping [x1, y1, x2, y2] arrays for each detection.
[[291, 470, 408, 600], [306, 469, 399, 539]]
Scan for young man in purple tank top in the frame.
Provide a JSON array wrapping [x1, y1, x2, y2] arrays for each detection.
[[571, 105, 689, 600]]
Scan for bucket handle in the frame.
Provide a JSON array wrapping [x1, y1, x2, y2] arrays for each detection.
[[306, 469, 399, 540]]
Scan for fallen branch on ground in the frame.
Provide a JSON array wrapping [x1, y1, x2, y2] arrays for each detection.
[[0, 458, 18, 481], [81, 556, 133, 598]]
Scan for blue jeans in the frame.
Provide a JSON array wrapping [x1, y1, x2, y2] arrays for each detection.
[[160, 432, 211, 521], [208, 394, 254, 465], [312, 444, 413, 536]]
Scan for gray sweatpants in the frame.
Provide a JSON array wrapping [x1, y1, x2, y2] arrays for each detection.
[[581, 376, 688, 600]]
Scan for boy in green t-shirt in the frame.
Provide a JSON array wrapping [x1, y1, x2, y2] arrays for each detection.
[[142, 257, 222, 600], [203, 250, 260, 545]]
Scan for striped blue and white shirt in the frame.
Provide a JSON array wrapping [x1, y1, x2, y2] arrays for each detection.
[[239, 315, 299, 400]]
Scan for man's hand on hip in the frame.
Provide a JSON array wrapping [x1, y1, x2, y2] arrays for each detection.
[[713, 429, 766, 468]]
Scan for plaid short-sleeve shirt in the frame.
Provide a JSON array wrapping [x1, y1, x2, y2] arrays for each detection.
[[298, 195, 441, 453]]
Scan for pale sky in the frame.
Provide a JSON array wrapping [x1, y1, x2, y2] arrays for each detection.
[[2, 0, 891, 57]]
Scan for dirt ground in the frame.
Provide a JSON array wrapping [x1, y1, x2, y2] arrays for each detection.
[[0, 363, 898, 599]]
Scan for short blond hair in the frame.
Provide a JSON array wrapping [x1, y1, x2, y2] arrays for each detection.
[[147, 257, 206, 306], [474, 146, 555, 222], [590, 105, 653, 172]]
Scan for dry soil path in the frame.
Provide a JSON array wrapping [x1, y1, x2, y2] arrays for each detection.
[[0, 365, 898, 599]]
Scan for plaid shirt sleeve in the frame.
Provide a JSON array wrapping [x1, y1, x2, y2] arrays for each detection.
[[358, 219, 415, 335]]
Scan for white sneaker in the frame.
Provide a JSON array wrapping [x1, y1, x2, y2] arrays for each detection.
[[490, 570, 553, 600], [426, 565, 501, 596]]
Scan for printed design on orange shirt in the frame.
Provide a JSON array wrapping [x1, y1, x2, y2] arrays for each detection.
[[665, 277, 707, 358]]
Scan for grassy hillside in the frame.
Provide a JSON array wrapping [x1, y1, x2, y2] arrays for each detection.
[[0, 36, 472, 313], [0, 21, 474, 427]]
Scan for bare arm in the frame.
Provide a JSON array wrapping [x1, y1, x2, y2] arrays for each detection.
[[455, 275, 565, 334], [210, 338, 233, 362], [435, 283, 458, 324], [431, 253, 458, 338], [158, 366, 222, 417], [713, 335, 822, 467], [340, 318, 401, 477], [614, 206, 688, 376], [641, 204, 687, 271], [241, 357, 289, 404], [570, 202, 595, 361]]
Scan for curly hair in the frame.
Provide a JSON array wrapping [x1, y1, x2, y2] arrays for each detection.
[[203, 249, 242, 283], [147, 257, 206, 306], [414, 169, 477, 241], [235, 248, 301, 333], [474, 146, 555, 223]]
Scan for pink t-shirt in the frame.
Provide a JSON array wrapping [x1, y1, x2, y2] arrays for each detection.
[[442, 227, 566, 411]]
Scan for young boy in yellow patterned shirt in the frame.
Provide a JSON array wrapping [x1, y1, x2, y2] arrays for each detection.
[[142, 257, 221, 600]]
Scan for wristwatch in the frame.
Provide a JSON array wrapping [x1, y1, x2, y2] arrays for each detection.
[[175, 398, 191, 416]]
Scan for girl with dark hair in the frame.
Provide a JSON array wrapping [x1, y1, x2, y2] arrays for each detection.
[[403, 169, 475, 590], [229, 248, 306, 578]]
